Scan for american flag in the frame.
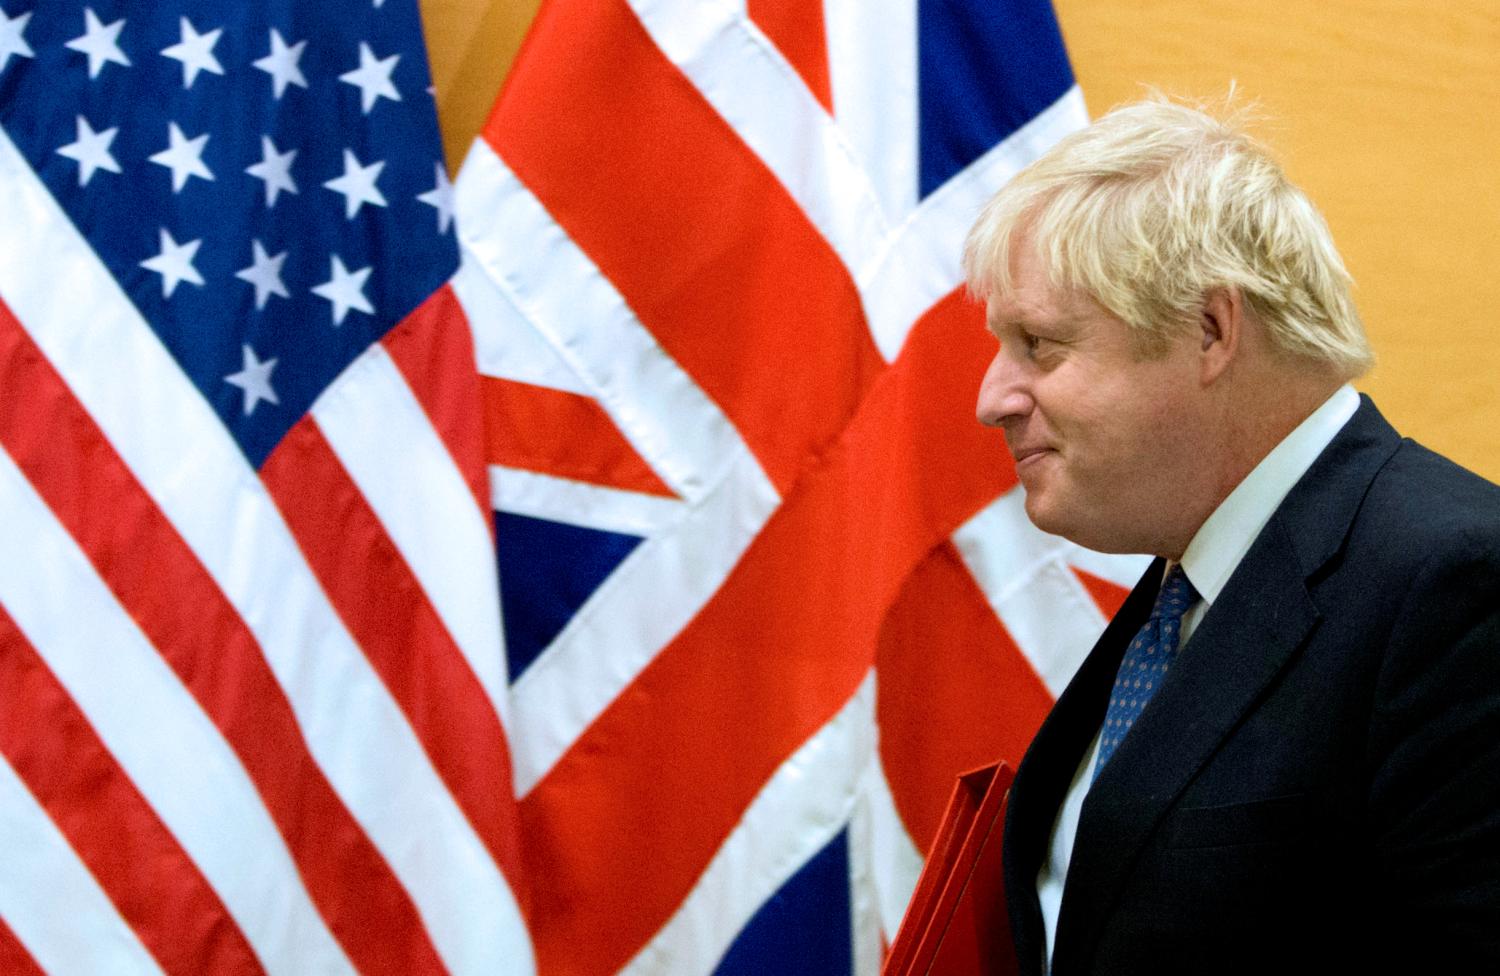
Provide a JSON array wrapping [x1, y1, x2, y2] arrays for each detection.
[[0, 0, 1147, 972], [0, 0, 527, 973], [461, 0, 1146, 973]]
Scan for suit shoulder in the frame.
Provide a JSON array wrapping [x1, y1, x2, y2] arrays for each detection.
[[1358, 438, 1500, 555]]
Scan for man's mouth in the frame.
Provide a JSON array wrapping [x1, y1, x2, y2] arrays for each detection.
[[1010, 445, 1053, 467]]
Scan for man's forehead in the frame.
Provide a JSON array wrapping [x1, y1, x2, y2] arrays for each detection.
[[984, 277, 1094, 329]]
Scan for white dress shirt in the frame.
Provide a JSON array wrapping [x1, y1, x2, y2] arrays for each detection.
[[1034, 384, 1360, 971]]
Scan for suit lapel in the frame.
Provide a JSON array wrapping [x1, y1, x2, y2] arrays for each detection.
[[1045, 396, 1403, 973], [1003, 560, 1162, 973], [1051, 525, 1320, 970]]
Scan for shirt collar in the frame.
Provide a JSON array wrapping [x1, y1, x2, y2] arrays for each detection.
[[1178, 384, 1360, 605]]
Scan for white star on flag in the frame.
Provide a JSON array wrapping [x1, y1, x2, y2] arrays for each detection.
[[149, 122, 214, 192], [56, 114, 121, 187], [416, 162, 455, 234], [323, 148, 386, 219], [160, 17, 223, 89], [235, 240, 290, 309], [0, 8, 33, 72], [223, 343, 280, 416], [246, 135, 298, 206], [253, 28, 308, 99], [339, 42, 401, 115], [66, 7, 130, 79], [139, 227, 203, 298], [312, 254, 373, 325]]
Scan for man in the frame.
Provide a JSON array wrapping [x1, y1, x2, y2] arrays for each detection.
[[963, 97, 1500, 974]]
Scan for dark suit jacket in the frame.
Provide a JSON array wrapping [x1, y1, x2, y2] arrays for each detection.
[[1002, 397, 1500, 975]]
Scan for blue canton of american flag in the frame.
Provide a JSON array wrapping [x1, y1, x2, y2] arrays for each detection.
[[3, 0, 454, 461], [0, 2, 529, 974]]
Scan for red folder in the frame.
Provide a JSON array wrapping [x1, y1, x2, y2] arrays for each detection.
[[882, 761, 1017, 976]]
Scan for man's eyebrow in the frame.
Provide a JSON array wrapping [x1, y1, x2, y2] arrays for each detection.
[[984, 315, 1024, 340], [985, 311, 1026, 336], [988, 308, 1080, 334]]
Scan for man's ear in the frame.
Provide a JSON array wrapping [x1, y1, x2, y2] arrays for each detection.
[[1199, 287, 1243, 385]]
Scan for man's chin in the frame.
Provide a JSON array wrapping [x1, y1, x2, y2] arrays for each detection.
[[1021, 490, 1071, 539], [1025, 497, 1148, 554]]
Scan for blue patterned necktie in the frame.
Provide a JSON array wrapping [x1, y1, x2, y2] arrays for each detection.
[[1092, 564, 1200, 781]]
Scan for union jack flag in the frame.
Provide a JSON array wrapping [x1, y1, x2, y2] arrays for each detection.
[[0, 0, 1146, 972], [462, 0, 1146, 973]]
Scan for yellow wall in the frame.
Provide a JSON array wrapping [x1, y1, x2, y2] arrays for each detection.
[[421, 0, 540, 174], [422, 0, 1500, 481], [1053, 0, 1500, 479]]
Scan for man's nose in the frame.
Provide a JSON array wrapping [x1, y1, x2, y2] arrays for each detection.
[[976, 350, 1032, 428]]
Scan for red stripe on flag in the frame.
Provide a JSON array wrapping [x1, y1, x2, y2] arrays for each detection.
[[0, 916, 44, 976], [382, 285, 494, 522], [486, 0, 879, 497], [263, 417, 530, 896], [482, 375, 674, 498], [747, 0, 833, 112], [518, 288, 1012, 974], [875, 541, 1053, 852], [0, 609, 267, 976], [1072, 565, 1131, 619], [0, 301, 446, 976]]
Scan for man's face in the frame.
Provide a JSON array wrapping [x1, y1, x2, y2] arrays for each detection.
[[976, 235, 1208, 556]]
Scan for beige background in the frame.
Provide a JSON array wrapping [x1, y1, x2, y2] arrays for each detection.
[[420, 0, 1500, 481]]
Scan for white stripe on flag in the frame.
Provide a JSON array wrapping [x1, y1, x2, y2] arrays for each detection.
[[0, 125, 520, 976], [824, 0, 919, 225], [953, 489, 1149, 697], [630, 6, 1091, 365], [509, 444, 777, 795], [491, 465, 687, 539], [861, 750, 926, 943], [312, 341, 511, 727], [628, 0, 892, 285], [454, 250, 591, 396], [846, 754, 887, 976], [0, 444, 355, 976], [458, 141, 749, 503], [0, 755, 165, 976], [861, 86, 1090, 360], [620, 672, 878, 976], [1067, 543, 1154, 592]]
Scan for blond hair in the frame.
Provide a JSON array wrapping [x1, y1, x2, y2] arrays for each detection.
[[963, 95, 1373, 376]]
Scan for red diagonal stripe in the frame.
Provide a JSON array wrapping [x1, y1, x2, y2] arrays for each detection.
[[487, 0, 879, 497], [748, 0, 833, 112], [263, 415, 529, 896], [1072, 566, 1131, 619], [0, 609, 266, 976], [0, 300, 445, 976], [519, 288, 1012, 974], [383, 285, 494, 521], [875, 541, 1053, 852], [482, 375, 674, 498], [0, 916, 44, 976]]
